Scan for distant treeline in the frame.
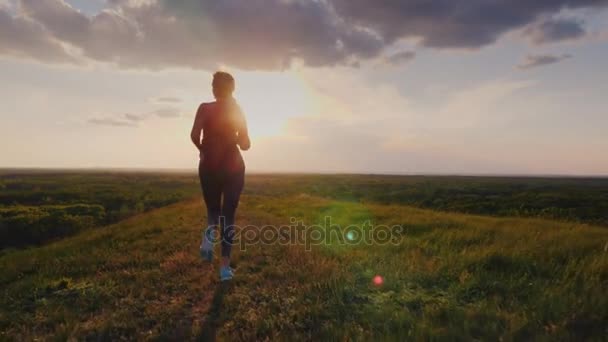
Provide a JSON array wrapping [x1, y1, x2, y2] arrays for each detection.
[[245, 175, 608, 226], [0, 172, 200, 249]]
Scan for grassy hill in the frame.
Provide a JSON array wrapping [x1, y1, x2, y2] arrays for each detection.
[[0, 172, 200, 249], [2, 190, 607, 340], [3, 172, 608, 251]]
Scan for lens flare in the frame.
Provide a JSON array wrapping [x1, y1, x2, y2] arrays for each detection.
[[373, 275, 384, 286], [346, 231, 355, 241]]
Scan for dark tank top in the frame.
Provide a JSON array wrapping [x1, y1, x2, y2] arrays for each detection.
[[200, 100, 245, 173]]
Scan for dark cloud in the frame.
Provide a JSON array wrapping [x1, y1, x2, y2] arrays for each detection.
[[1, 0, 607, 69], [385, 51, 416, 66], [20, 0, 144, 66], [517, 54, 572, 70], [330, 0, 605, 49], [0, 8, 75, 63], [13, 0, 384, 70], [525, 18, 586, 44]]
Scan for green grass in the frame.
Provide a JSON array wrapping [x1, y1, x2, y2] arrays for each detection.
[[1, 190, 607, 340]]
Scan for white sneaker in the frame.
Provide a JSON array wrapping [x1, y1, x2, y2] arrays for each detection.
[[199, 226, 215, 261]]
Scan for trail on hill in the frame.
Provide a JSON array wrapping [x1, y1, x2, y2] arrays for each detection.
[[1, 195, 607, 340]]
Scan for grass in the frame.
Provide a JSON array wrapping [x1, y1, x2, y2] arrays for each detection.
[[1, 187, 607, 340]]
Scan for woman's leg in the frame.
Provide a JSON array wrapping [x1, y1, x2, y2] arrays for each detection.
[[220, 170, 245, 267], [199, 165, 223, 259]]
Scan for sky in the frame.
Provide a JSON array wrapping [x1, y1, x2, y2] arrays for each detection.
[[1, 0, 607, 175]]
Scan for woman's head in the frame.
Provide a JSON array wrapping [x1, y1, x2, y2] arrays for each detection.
[[212, 71, 235, 100]]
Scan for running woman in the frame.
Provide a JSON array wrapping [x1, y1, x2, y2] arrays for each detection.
[[190, 71, 250, 281]]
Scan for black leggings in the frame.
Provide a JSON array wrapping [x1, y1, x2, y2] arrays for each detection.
[[199, 163, 245, 258]]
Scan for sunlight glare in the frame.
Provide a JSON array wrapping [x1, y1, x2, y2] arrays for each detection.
[[232, 70, 313, 139]]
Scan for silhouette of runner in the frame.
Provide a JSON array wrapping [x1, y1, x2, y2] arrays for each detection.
[[191, 71, 250, 281]]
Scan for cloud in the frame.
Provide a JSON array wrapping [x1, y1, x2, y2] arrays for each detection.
[[13, 0, 384, 70], [152, 96, 181, 104], [0, 8, 76, 63], [20, 0, 143, 65], [88, 117, 137, 127], [0, 0, 15, 11], [124, 113, 146, 122], [330, 0, 607, 49], [517, 54, 572, 70], [1, 0, 607, 70], [153, 108, 181, 118], [385, 51, 416, 66], [88, 107, 182, 127], [525, 18, 586, 44]]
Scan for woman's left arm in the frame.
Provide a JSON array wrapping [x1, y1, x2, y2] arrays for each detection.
[[236, 105, 251, 151]]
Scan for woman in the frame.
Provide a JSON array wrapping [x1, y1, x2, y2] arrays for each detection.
[[190, 71, 250, 281]]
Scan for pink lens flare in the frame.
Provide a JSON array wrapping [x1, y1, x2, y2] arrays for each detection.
[[373, 275, 384, 286]]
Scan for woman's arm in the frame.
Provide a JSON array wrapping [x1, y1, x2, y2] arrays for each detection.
[[190, 104, 205, 150], [236, 105, 251, 151]]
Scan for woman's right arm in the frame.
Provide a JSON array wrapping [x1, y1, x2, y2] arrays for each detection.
[[190, 104, 205, 150]]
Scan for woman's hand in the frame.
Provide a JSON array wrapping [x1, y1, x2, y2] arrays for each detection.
[[238, 134, 251, 151]]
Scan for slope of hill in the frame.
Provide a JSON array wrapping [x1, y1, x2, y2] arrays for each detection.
[[1, 193, 607, 340]]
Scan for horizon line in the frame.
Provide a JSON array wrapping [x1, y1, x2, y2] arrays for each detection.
[[0, 167, 607, 179]]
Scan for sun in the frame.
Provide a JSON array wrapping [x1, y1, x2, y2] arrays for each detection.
[[231, 70, 313, 139]]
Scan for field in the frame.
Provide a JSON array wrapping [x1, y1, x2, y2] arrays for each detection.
[[0, 170, 200, 249], [1, 171, 607, 340]]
